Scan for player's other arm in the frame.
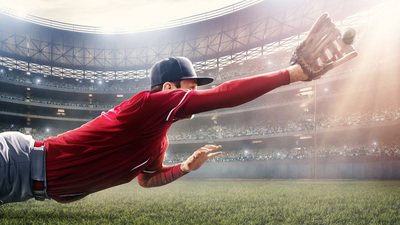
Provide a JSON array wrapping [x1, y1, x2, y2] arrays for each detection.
[[137, 145, 221, 187]]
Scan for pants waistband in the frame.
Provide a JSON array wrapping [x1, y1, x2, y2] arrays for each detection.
[[32, 141, 48, 201], [31, 141, 46, 181]]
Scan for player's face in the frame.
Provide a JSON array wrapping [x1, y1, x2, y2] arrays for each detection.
[[179, 79, 198, 91]]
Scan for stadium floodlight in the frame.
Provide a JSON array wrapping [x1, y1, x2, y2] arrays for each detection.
[[57, 109, 66, 116]]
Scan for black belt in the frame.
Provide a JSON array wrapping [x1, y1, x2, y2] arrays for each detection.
[[32, 141, 47, 201], [32, 180, 46, 201]]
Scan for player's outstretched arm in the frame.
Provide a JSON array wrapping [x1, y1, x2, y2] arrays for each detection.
[[180, 145, 222, 173]]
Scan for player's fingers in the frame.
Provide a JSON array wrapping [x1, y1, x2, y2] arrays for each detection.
[[204, 145, 222, 153], [198, 145, 221, 152], [203, 144, 221, 149], [194, 145, 221, 159], [208, 152, 222, 158]]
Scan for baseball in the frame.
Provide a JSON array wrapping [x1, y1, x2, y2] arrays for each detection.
[[341, 28, 356, 45]]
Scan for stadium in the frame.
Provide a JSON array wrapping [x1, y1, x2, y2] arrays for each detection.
[[1, 0, 400, 223]]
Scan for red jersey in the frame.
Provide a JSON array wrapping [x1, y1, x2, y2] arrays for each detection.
[[45, 69, 290, 203]]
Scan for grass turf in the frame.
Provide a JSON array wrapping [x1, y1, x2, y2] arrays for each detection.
[[1, 180, 400, 224]]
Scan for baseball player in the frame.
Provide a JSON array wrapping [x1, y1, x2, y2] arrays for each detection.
[[0, 13, 356, 205]]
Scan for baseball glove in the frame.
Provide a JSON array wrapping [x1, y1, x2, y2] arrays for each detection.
[[290, 13, 358, 81]]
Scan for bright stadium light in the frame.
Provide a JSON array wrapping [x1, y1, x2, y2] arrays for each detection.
[[1, 0, 244, 31], [14, 9, 27, 19]]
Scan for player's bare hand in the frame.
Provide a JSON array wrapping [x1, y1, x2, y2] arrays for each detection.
[[180, 145, 222, 173]]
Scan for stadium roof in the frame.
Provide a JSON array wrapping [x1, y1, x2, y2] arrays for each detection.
[[0, 0, 381, 80]]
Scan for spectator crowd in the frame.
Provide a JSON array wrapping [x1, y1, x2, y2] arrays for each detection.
[[1, 101, 399, 164], [168, 105, 400, 141], [163, 142, 400, 165]]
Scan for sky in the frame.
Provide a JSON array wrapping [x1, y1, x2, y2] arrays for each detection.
[[0, 0, 243, 30]]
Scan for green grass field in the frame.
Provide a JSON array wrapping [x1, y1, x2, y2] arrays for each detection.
[[1, 180, 400, 224]]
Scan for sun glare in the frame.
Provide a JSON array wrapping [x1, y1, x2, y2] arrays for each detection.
[[0, 0, 243, 30], [328, 0, 399, 113]]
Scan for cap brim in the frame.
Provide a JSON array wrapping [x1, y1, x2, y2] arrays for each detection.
[[182, 77, 214, 86]]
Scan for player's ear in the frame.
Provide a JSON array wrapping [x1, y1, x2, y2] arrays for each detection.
[[162, 82, 174, 91]]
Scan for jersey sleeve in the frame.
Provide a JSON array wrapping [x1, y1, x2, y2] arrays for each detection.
[[111, 90, 192, 123], [137, 153, 187, 188], [178, 69, 290, 116], [143, 90, 195, 122]]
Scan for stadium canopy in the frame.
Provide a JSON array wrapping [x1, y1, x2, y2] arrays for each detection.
[[0, 0, 378, 81]]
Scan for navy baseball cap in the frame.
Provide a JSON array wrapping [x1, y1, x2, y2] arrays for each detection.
[[150, 57, 214, 87]]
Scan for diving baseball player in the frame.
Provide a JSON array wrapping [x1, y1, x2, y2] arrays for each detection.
[[0, 13, 356, 205]]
